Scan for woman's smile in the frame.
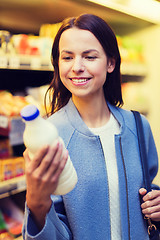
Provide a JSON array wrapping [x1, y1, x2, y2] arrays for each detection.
[[69, 77, 92, 86]]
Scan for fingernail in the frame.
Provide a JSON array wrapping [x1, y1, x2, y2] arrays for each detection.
[[65, 149, 68, 157], [59, 142, 63, 149], [139, 189, 143, 194]]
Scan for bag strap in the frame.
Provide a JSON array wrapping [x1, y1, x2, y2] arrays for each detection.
[[131, 110, 151, 192], [132, 110, 158, 236]]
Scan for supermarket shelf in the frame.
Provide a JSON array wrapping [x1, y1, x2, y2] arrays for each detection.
[[0, 55, 147, 77], [121, 62, 147, 77], [0, 175, 26, 199], [0, 68, 53, 90], [0, 60, 147, 90], [0, 55, 53, 71]]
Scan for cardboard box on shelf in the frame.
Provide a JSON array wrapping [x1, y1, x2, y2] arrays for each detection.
[[0, 159, 14, 181], [13, 157, 25, 178], [0, 157, 25, 182], [0, 137, 12, 159], [0, 115, 25, 145]]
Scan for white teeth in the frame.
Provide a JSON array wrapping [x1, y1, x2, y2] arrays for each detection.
[[71, 79, 88, 83]]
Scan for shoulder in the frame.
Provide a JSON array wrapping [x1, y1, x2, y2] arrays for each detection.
[[119, 108, 153, 143], [47, 105, 75, 147], [109, 103, 151, 135], [120, 108, 150, 128]]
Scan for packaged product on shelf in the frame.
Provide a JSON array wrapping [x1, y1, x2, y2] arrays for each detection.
[[0, 30, 15, 55], [11, 34, 39, 56], [0, 30, 53, 70], [0, 198, 24, 238], [0, 91, 29, 117], [0, 89, 48, 159], [117, 35, 144, 64], [9, 117, 25, 147], [0, 210, 7, 233], [0, 91, 29, 144], [0, 157, 25, 182], [11, 33, 53, 58], [0, 230, 14, 239], [0, 137, 12, 159], [13, 157, 25, 178], [0, 209, 14, 239], [25, 85, 50, 115], [0, 159, 14, 181], [39, 22, 62, 39], [0, 115, 10, 137]]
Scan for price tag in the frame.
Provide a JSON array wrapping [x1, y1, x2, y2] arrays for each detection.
[[9, 118, 25, 146], [0, 115, 9, 128], [30, 57, 41, 69], [0, 56, 8, 68], [9, 56, 20, 69]]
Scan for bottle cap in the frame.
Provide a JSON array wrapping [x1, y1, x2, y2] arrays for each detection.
[[20, 104, 40, 121]]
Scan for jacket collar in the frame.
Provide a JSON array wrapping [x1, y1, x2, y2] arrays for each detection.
[[65, 98, 125, 136]]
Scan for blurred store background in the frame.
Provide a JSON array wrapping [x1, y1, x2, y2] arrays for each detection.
[[0, 0, 160, 238]]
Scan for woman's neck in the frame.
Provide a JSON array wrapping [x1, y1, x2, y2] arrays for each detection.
[[72, 95, 110, 128]]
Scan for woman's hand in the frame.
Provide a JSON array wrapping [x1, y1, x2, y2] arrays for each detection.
[[139, 188, 160, 221], [23, 140, 68, 229]]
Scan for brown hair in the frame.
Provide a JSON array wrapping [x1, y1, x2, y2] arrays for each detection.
[[45, 14, 123, 115]]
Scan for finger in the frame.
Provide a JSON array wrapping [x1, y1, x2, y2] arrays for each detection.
[[23, 149, 32, 169], [31, 141, 61, 181], [143, 209, 160, 221], [142, 206, 160, 221], [139, 188, 147, 196], [51, 149, 68, 183], [143, 190, 160, 202], [141, 195, 160, 209], [42, 142, 64, 181], [37, 141, 60, 174], [142, 202, 160, 214], [25, 145, 50, 180], [29, 144, 50, 171], [49, 150, 68, 193]]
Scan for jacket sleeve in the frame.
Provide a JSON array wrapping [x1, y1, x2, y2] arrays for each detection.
[[141, 114, 159, 187], [22, 195, 72, 240]]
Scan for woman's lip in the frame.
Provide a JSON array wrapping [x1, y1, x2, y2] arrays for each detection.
[[69, 78, 91, 85], [69, 77, 91, 79]]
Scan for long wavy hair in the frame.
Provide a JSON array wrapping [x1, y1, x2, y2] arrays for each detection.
[[45, 14, 123, 115]]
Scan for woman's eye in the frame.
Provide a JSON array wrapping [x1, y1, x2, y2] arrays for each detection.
[[62, 56, 72, 60], [85, 56, 97, 60]]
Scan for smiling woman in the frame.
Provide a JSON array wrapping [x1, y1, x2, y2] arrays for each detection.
[[47, 14, 122, 115], [58, 28, 113, 103], [22, 13, 160, 240]]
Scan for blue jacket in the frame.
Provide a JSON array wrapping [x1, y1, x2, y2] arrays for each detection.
[[23, 98, 158, 240]]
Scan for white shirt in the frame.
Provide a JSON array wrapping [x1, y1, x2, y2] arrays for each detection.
[[89, 113, 121, 240]]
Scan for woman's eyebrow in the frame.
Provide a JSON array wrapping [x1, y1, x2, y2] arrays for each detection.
[[83, 49, 99, 54], [60, 49, 99, 54], [60, 50, 73, 54]]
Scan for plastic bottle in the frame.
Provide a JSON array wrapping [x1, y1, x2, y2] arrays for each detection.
[[20, 104, 78, 195]]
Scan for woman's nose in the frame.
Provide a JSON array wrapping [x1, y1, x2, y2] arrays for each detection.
[[72, 57, 85, 73]]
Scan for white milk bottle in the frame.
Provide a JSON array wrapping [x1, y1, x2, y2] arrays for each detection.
[[20, 104, 78, 195]]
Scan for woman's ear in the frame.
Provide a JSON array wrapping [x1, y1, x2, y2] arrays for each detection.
[[107, 58, 115, 73]]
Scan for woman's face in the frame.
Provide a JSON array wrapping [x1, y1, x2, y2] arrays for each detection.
[[58, 27, 115, 101]]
